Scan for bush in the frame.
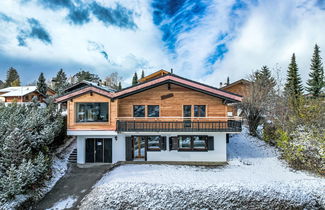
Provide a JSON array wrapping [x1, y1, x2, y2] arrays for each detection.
[[0, 101, 65, 204]]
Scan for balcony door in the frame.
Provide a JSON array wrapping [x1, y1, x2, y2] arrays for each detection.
[[133, 136, 146, 160], [183, 105, 192, 128]]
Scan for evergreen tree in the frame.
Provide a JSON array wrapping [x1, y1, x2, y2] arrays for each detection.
[[306, 44, 324, 97], [256, 66, 276, 87], [141, 70, 145, 79], [74, 70, 100, 83], [0, 80, 4, 88], [53, 69, 68, 95], [37, 72, 48, 96], [226, 77, 230, 85], [5, 67, 20, 87], [284, 53, 303, 108], [132, 72, 138, 85], [118, 82, 122, 90]]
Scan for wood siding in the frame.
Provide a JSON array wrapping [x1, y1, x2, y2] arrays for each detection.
[[67, 84, 235, 131], [222, 83, 250, 97], [118, 84, 227, 120], [67, 92, 117, 131]]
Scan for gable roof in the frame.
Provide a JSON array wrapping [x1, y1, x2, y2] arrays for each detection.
[[55, 74, 242, 103], [0, 86, 38, 97], [138, 69, 170, 83], [220, 79, 251, 90]]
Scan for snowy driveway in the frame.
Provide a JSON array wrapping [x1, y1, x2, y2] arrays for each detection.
[[80, 131, 325, 209]]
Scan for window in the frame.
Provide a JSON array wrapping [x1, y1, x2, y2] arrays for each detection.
[[193, 136, 207, 149], [194, 105, 206, 117], [133, 105, 145, 117], [147, 136, 161, 151], [148, 105, 159, 117], [178, 136, 192, 150], [76, 103, 108, 122], [178, 136, 207, 151], [183, 105, 191, 118]]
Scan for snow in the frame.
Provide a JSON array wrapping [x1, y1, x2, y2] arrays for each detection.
[[0, 86, 37, 97], [80, 129, 325, 209], [46, 196, 78, 210], [1, 139, 76, 210]]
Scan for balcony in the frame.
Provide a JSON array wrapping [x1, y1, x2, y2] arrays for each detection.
[[116, 118, 242, 132]]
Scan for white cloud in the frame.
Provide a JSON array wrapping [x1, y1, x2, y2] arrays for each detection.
[[205, 0, 325, 87]]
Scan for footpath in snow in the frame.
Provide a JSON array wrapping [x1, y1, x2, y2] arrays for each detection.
[[80, 130, 325, 209]]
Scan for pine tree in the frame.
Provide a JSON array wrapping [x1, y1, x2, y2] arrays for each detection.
[[37, 72, 48, 96], [257, 66, 276, 87], [141, 70, 145, 79], [53, 69, 68, 95], [5, 67, 20, 87], [284, 53, 303, 108], [118, 82, 122, 90], [74, 70, 100, 83], [306, 44, 324, 97], [132, 72, 138, 85]]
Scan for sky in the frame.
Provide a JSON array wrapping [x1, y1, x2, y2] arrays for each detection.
[[0, 0, 325, 87]]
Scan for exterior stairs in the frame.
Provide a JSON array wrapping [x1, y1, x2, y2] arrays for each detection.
[[68, 148, 77, 163]]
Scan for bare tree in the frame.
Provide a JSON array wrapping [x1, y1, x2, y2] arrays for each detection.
[[104, 72, 122, 90], [239, 66, 276, 137]]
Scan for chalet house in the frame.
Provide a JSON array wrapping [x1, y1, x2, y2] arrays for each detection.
[[221, 79, 251, 97], [0, 86, 56, 103], [55, 71, 242, 164]]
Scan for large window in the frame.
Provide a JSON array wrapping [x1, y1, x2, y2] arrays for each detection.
[[148, 105, 159, 117], [76, 103, 108, 122], [194, 105, 206, 117], [133, 105, 145, 117], [178, 136, 207, 151]]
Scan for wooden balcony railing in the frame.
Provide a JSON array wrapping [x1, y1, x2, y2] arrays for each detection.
[[116, 120, 242, 132]]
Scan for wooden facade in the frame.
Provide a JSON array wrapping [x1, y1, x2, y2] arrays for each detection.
[[66, 83, 239, 131], [221, 79, 251, 97]]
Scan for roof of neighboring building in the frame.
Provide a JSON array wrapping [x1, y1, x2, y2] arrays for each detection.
[[220, 79, 251, 90], [0, 86, 38, 97], [56, 73, 243, 103], [138, 69, 170, 83]]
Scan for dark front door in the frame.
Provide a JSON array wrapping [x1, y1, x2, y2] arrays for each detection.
[[86, 138, 95, 163], [85, 138, 112, 163], [95, 139, 104, 162]]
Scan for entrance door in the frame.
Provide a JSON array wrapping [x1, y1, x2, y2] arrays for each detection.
[[95, 139, 104, 162], [85, 138, 112, 163], [133, 136, 146, 160]]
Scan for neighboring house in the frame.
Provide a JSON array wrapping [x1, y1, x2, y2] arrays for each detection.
[[55, 71, 242, 164], [138, 69, 170, 83], [221, 79, 251, 117], [0, 86, 56, 103]]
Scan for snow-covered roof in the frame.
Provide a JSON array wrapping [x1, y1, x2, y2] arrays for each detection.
[[0, 86, 38, 97], [0, 86, 22, 93]]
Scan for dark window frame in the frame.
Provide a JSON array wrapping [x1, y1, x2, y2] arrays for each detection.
[[147, 105, 160, 118], [146, 135, 162, 151], [183, 105, 192, 118], [194, 105, 206, 117], [177, 135, 208, 151], [133, 105, 145, 117], [75, 102, 109, 123]]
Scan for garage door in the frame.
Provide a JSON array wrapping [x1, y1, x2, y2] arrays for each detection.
[[85, 138, 112, 163]]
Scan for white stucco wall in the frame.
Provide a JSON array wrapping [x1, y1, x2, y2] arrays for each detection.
[[146, 133, 227, 162], [76, 132, 227, 164]]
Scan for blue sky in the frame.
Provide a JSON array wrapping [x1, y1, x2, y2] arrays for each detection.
[[0, 0, 325, 87]]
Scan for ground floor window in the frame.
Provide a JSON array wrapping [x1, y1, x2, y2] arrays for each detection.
[[177, 136, 208, 151], [147, 136, 161, 150]]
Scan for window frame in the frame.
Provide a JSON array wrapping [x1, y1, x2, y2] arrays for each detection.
[[177, 135, 208, 151], [146, 136, 162, 151], [194, 105, 206, 117], [133, 105, 146, 118], [147, 105, 160, 118], [75, 102, 109, 123]]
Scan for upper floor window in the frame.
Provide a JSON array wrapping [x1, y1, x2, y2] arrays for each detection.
[[133, 105, 145, 117], [148, 105, 159, 117], [183, 105, 191, 118], [194, 105, 206, 117], [76, 103, 108, 122]]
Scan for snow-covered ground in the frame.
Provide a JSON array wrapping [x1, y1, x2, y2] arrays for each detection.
[[80, 130, 325, 209]]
